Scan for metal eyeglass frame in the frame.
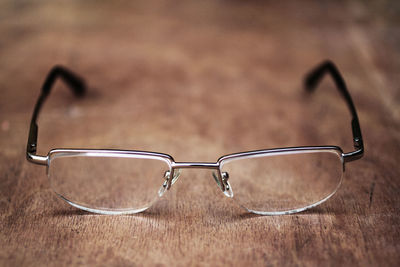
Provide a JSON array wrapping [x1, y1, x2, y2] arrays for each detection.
[[26, 60, 364, 213]]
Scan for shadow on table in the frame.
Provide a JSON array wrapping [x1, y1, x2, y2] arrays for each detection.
[[49, 202, 350, 220]]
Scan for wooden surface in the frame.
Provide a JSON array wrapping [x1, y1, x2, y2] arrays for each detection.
[[1, 1, 400, 266]]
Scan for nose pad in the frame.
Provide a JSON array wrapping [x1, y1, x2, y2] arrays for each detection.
[[158, 169, 181, 197], [212, 171, 233, 198]]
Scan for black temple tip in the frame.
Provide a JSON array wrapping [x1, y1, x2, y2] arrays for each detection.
[[303, 60, 334, 92], [47, 65, 87, 97]]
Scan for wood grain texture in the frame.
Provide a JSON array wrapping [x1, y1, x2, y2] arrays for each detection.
[[1, 0, 400, 266]]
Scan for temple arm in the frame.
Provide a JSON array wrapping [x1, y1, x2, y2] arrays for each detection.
[[304, 60, 364, 162], [26, 66, 86, 165]]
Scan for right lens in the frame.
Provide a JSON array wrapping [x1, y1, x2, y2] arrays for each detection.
[[219, 149, 344, 215], [48, 151, 171, 214]]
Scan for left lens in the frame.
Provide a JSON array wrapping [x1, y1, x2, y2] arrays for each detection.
[[48, 151, 171, 214], [219, 149, 344, 215]]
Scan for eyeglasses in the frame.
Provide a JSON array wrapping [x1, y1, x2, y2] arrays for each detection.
[[26, 60, 364, 215]]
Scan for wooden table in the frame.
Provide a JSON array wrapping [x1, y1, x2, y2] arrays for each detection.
[[1, 1, 399, 266]]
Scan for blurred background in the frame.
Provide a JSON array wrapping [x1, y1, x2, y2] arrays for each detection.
[[0, 0, 399, 266], [0, 0, 399, 160]]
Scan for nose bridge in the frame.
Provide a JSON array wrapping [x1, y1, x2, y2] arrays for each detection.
[[167, 162, 222, 190], [171, 162, 220, 170]]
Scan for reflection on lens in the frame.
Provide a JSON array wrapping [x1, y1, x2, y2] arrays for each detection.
[[220, 150, 343, 215], [48, 152, 170, 214]]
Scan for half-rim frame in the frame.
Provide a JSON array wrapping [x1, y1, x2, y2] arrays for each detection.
[[43, 146, 344, 215]]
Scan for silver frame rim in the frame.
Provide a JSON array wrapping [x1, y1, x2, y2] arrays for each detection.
[[39, 146, 345, 215]]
